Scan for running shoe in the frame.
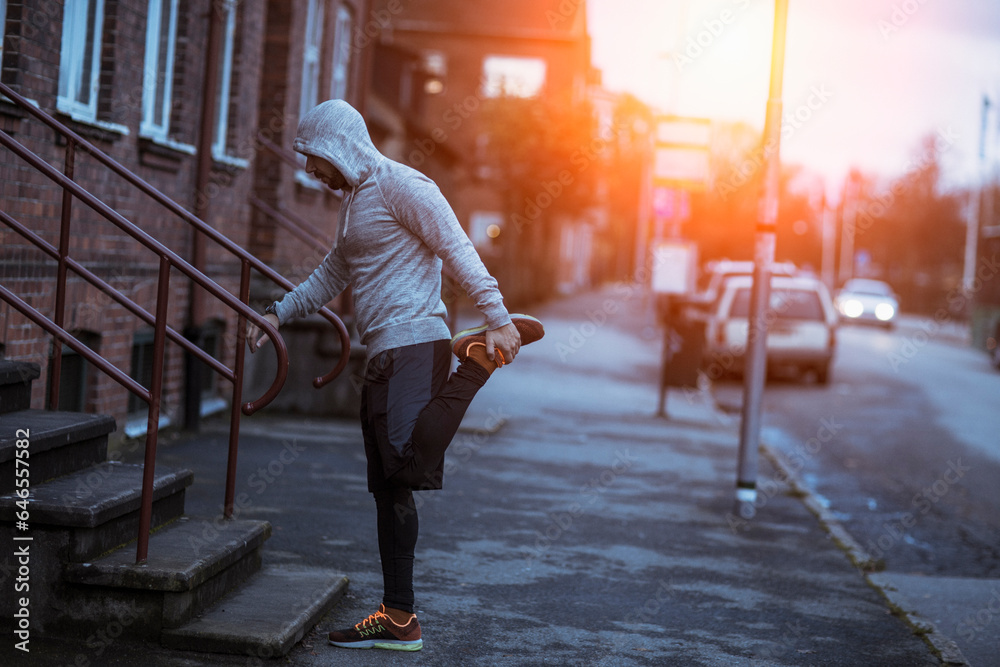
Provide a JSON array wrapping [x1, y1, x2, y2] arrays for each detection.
[[451, 313, 545, 363], [328, 604, 422, 651]]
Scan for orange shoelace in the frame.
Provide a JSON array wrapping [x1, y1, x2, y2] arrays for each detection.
[[355, 609, 389, 631]]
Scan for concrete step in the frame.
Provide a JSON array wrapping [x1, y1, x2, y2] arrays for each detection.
[[0, 409, 116, 493], [63, 516, 272, 633], [0, 360, 39, 414], [0, 462, 193, 560], [161, 564, 349, 657], [0, 462, 195, 634]]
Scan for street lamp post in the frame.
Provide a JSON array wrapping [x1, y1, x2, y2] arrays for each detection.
[[734, 0, 789, 518]]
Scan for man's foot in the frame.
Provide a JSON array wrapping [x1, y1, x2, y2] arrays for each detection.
[[451, 314, 545, 368], [328, 604, 422, 651]]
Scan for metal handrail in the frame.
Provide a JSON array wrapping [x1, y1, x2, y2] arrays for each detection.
[[0, 130, 287, 411], [0, 128, 286, 563], [0, 82, 349, 563], [0, 82, 350, 389]]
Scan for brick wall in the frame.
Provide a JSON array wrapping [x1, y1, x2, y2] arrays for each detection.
[[0, 0, 287, 431]]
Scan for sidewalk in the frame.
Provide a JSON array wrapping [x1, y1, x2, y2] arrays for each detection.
[[10, 287, 942, 665]]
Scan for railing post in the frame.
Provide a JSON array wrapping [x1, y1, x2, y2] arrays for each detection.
[[224, 259, 251, 519], [49, 138, 76, 410], [136, 256, 172, 564]]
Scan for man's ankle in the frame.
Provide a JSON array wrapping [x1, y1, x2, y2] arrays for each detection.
[[384, 606, 415, 625], [464, 341, 503, 374]]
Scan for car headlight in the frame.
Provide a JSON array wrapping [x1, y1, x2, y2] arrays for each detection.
[[839, 299, 864, 318], [875, 303, 895, 321]]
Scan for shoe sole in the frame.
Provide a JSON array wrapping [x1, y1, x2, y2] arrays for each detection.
[[450, 314, 545, 357], [329, 638, 423, 651]]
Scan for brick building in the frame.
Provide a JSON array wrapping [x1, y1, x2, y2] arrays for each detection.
[[371, 0, 603, 304], [0, 0, 372, 434]]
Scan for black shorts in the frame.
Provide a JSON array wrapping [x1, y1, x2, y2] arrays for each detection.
[[360, 340, 452, 492]]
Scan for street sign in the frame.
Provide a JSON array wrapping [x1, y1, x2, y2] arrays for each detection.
[[651, 239, 698, 295], [653, 116, 711, 190]]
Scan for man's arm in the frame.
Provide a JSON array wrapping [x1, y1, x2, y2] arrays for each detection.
[[247, 246, 350, 352], [388, 176, 517, 359]]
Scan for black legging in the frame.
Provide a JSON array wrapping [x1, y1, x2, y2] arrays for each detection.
[[361, 340, 490, 613], [374, 486, 419, 613]]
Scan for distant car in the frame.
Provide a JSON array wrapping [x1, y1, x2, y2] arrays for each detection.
[[704, 275, 838, 383], [835, 279, 899, 329]]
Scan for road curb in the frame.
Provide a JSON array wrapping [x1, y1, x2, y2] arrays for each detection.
[[866, 573, 971, 667], [758, 442, 971, 667]]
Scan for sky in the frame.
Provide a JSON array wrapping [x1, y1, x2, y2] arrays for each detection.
[[587, 0, 1000, 200]]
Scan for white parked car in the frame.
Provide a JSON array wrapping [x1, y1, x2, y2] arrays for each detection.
[[704, 275, 838, 383], [697, 259, 799, 305], [835, 279, 899, 329]]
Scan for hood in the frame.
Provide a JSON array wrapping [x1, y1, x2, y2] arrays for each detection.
[[292, 100, 382, 190]]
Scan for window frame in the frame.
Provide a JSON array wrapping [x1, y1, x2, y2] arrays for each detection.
[[141, 0, 180, 142], [329, 4, 353, 101], [57, 0, 107, 122], [211, 0, 239, 161], [481, 55, 547, 99], [299, 0, 325, 119]]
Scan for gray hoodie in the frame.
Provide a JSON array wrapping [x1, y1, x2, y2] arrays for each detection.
[[273, 100, 511, 360]]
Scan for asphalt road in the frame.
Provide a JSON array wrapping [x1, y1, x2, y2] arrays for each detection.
[[712, 316, 1000, 665]]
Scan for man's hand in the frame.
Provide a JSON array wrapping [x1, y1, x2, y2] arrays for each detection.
[[246, 313, 280, 353], [485, 323, 520, 363]]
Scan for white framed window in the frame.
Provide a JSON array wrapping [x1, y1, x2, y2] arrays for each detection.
[[295, 0, 325, 183], [57, 0, 106, 121], [212, 0, 238, 160], [482, 56, 547, 98], [300, 0, 324, 118], [330, 5, 352, 101], [141, 0, 180, 141]]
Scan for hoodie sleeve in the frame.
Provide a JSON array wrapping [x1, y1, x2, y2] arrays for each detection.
[[273, 244, 351, 325], [385, 175, 511, 330]]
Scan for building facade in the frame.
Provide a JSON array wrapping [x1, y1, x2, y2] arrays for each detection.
[[0, 0, 372, 433]]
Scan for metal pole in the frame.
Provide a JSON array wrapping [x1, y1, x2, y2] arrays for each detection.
[[50, 139, 76, 411], [137, 256, 172, 564], [966, 96, 992, 292], [184, 0, 226, 431], [224, 259, 251, 519], [735, 0, 788, 519], [820, 193, 836, 292], [838, 175, 857, 285]]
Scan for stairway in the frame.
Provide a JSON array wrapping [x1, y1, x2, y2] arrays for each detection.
[[0, 360, 348, 656]]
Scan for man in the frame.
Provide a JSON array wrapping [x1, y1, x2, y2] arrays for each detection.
[[246, 100, 543, 651]]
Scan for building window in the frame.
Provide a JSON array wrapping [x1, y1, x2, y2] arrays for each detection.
[[482, 56, 547, 98], [330, 5, 352, 101], [127, 330, 156, 415], [422, 51, 447, 95], [212, 0, 238, 160], [300, 0, 324, 118], [57, 0, 106, 121], [199, 321, 222, 394], [141, 0, 180, 141], [51, 331, 99, 412]]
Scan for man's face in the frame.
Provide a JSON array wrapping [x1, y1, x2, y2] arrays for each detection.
[[305, 155, 347, 190]]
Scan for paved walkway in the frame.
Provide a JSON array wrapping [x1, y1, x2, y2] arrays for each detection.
[[8, 287, 944, 666]]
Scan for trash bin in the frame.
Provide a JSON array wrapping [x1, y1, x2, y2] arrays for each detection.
[[660, 316, 705, 388], [659, 299, 706, 388], [656, 296, 707, 417]]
